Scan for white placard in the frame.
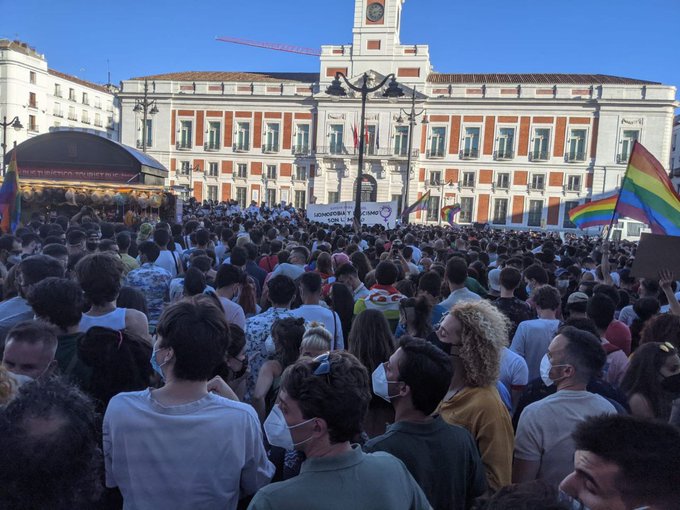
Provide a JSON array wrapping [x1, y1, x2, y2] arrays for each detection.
[[306, 200, 398, 229]]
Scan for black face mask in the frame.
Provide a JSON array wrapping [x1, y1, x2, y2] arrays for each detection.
[[661, 373, 680, 394], [231, 358, 248, 380], [86, 241, 98, 251]]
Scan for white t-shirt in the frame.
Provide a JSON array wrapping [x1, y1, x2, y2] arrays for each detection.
[[514, 390, 617, 487], [510, 318, 561, 381], [218, 296, 247, 331], [155, 250, 180, 278], [499, 347, 529, 396], [104, 389, 274, 510], [289, 304, 344, 350]]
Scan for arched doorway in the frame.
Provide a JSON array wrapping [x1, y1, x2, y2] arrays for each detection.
[[355, 174, 377, 202]]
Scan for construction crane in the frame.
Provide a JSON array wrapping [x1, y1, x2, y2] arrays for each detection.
[[216, 36, 322, 57]]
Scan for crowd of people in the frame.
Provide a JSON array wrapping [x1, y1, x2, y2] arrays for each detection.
[[0, 198, 679, 510]]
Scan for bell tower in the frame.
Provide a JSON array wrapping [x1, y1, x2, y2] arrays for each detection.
[[352, 0, 404, 56]]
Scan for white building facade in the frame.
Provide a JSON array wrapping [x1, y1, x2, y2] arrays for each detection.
[[671, 115, 680, 193], [0, 39, 120, 157], [119, 0, 677, 229]]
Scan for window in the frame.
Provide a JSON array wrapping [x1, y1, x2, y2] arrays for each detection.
[[365, 125, 377, 155], [236, 163, 248, 178], [493, 198, 508, 225], [235, 122, 250, 151], [619, 130, 639, 163], [107, 115, 114, 129], [28, 115, 37, 132], [142, 119, 152, 147], [266, 189, 277, 206], [563, 201, 579, 228], [428, 126, 446, 157], [265, 123, 280, 152], [328, 191, 340, 203], [30, 71, 36, 84], [266, 165, 277, 179], [462, 171, 475, 188], [567, 175, 581, 191], [180, 161, 191, 175], [394, 126, 409, 156], [531, 128, 550, 161], [495, 127, 515, 159], [329, 125, 344, 154], [426, 195, 440, 221], [206, 121, 221, 150], [54, 84, 62, 97], [528, 200, 543, 227], [462, 127, 480, 158], [82, 110, 90, 124], [391, 194, 403, 215], [429, 170, 442, 186], [68, 106, 76, 120], [459, 197, 474, 223], [531, 174, 545, 190], [295, 190, 306, 209], [82, 92, 89, 105], [207, 185, 218, 202], [236, 187, 247, 208], [294, 125, 310, 154], [94, 113, 102, 127], [94, 97, 101, 109], [53, 103, 63, 117], [179, 120, 193, 148], [208, 162, 219, 177], [29, 92, 37, 108], [69, 88, 76, 101], [627, 222, 643, 237], [295, 165, 307, 180], [567, 129, 587, 161], [496, 172, 510, 189]]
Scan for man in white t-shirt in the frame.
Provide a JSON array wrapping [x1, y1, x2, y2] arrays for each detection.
[[499, 347, 528, 413], [104, 297, 273, 509], [513, 326, 617, 487], [289, 272, 344, 350], [153, 229, 180, 278]]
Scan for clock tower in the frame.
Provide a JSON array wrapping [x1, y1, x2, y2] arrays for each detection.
[[352, 0, 403, 56]]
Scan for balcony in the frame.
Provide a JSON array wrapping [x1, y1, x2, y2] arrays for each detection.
[[565, 151, 586, 163], [176, 142, 192, 151], [53, 111, 63, 118], [204, 142, 220, 151], [292, 145, 311, 156], [233, 143, 250, 153], [426, 179, 442, 188], [459, 148, 480, 160], [494, 149, 514, 161], [28, 124, 39, 133], [262, 144, 279, 154], [529, 150, 549, 161], [426, 148, 445, 159], [316, 146, 419, 159], [136, 140, 152, 149], [617, 153, 631, 164]]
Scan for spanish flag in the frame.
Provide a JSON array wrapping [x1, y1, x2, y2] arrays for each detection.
[[0, 151, 21, 234]]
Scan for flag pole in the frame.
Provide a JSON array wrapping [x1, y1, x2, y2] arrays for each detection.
[[604, 141, 636, 242]]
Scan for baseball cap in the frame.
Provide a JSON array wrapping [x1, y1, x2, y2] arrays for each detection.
[[567, 292, 589, 305]]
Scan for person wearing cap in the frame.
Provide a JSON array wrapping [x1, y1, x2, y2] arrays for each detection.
[[136, 223, 153, 244], [565, 292, 589, 319]]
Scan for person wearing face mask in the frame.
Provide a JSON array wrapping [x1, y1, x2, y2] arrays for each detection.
[[559, 414, 680, 510], [620, 341, 680, 422], [2, 320, 59, 383], [249, 351, 431, 510], [513, 327, 617, 487], [104, 296, 274, 510], [365, 336, 487, 510], [435, 300, 514, 492]]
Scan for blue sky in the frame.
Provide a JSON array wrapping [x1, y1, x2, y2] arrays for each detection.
[[3, 0, 679, 94]]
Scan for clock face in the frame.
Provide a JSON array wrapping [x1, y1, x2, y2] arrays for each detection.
[[366, 2, 385, 22]]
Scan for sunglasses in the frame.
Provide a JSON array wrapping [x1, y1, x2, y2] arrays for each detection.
[[659, 342, 676, 353], [313, 353, 331, 382]]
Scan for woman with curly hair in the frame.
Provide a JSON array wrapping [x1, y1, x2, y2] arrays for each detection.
[[620, 342, 680, 421], [640, 313, 680, 350], [435, 300, 514, 491]]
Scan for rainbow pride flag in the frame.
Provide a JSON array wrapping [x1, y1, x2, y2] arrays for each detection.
[[616, 141, 680, 236], [0, 152, 21, 234], [568, 195, 617, 229], [401, 189, 431, 218], [441, 203, 461, 226]]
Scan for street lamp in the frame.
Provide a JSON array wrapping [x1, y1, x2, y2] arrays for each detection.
[[1, 116, 23, 175], [132, 79, 159, 153], [396, 87, 427, 224], [326, 72, 404, 230]]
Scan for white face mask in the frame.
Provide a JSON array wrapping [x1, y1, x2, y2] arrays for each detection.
[[540, 354, 570, 387], [371, 363, 401, 402], [265, 336, 276, 355], [263, 404, 316, 451]]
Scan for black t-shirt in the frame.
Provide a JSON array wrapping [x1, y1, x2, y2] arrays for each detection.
[[493, 297, 534, 342]]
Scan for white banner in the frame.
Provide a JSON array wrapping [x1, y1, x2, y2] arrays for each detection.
[[306, 201, 398, 229]]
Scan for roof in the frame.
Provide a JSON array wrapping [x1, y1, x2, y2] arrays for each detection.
[[129, 71, 320, 83], [47, 69, 112, 94], [0, 39, 43, 59], [427, 73, 660, 85]]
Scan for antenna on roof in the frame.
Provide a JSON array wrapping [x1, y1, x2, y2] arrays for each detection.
[[107, 59, 111, 85]]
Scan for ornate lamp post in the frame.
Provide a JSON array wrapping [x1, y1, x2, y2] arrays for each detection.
[[1, 116, 23, 175], [132, 79, 159, 153], [396, 88, 427, 224], [326, 72, 404, 230]]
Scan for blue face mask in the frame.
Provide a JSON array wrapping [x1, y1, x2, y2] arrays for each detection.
[[150, 348, 169, 380]]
